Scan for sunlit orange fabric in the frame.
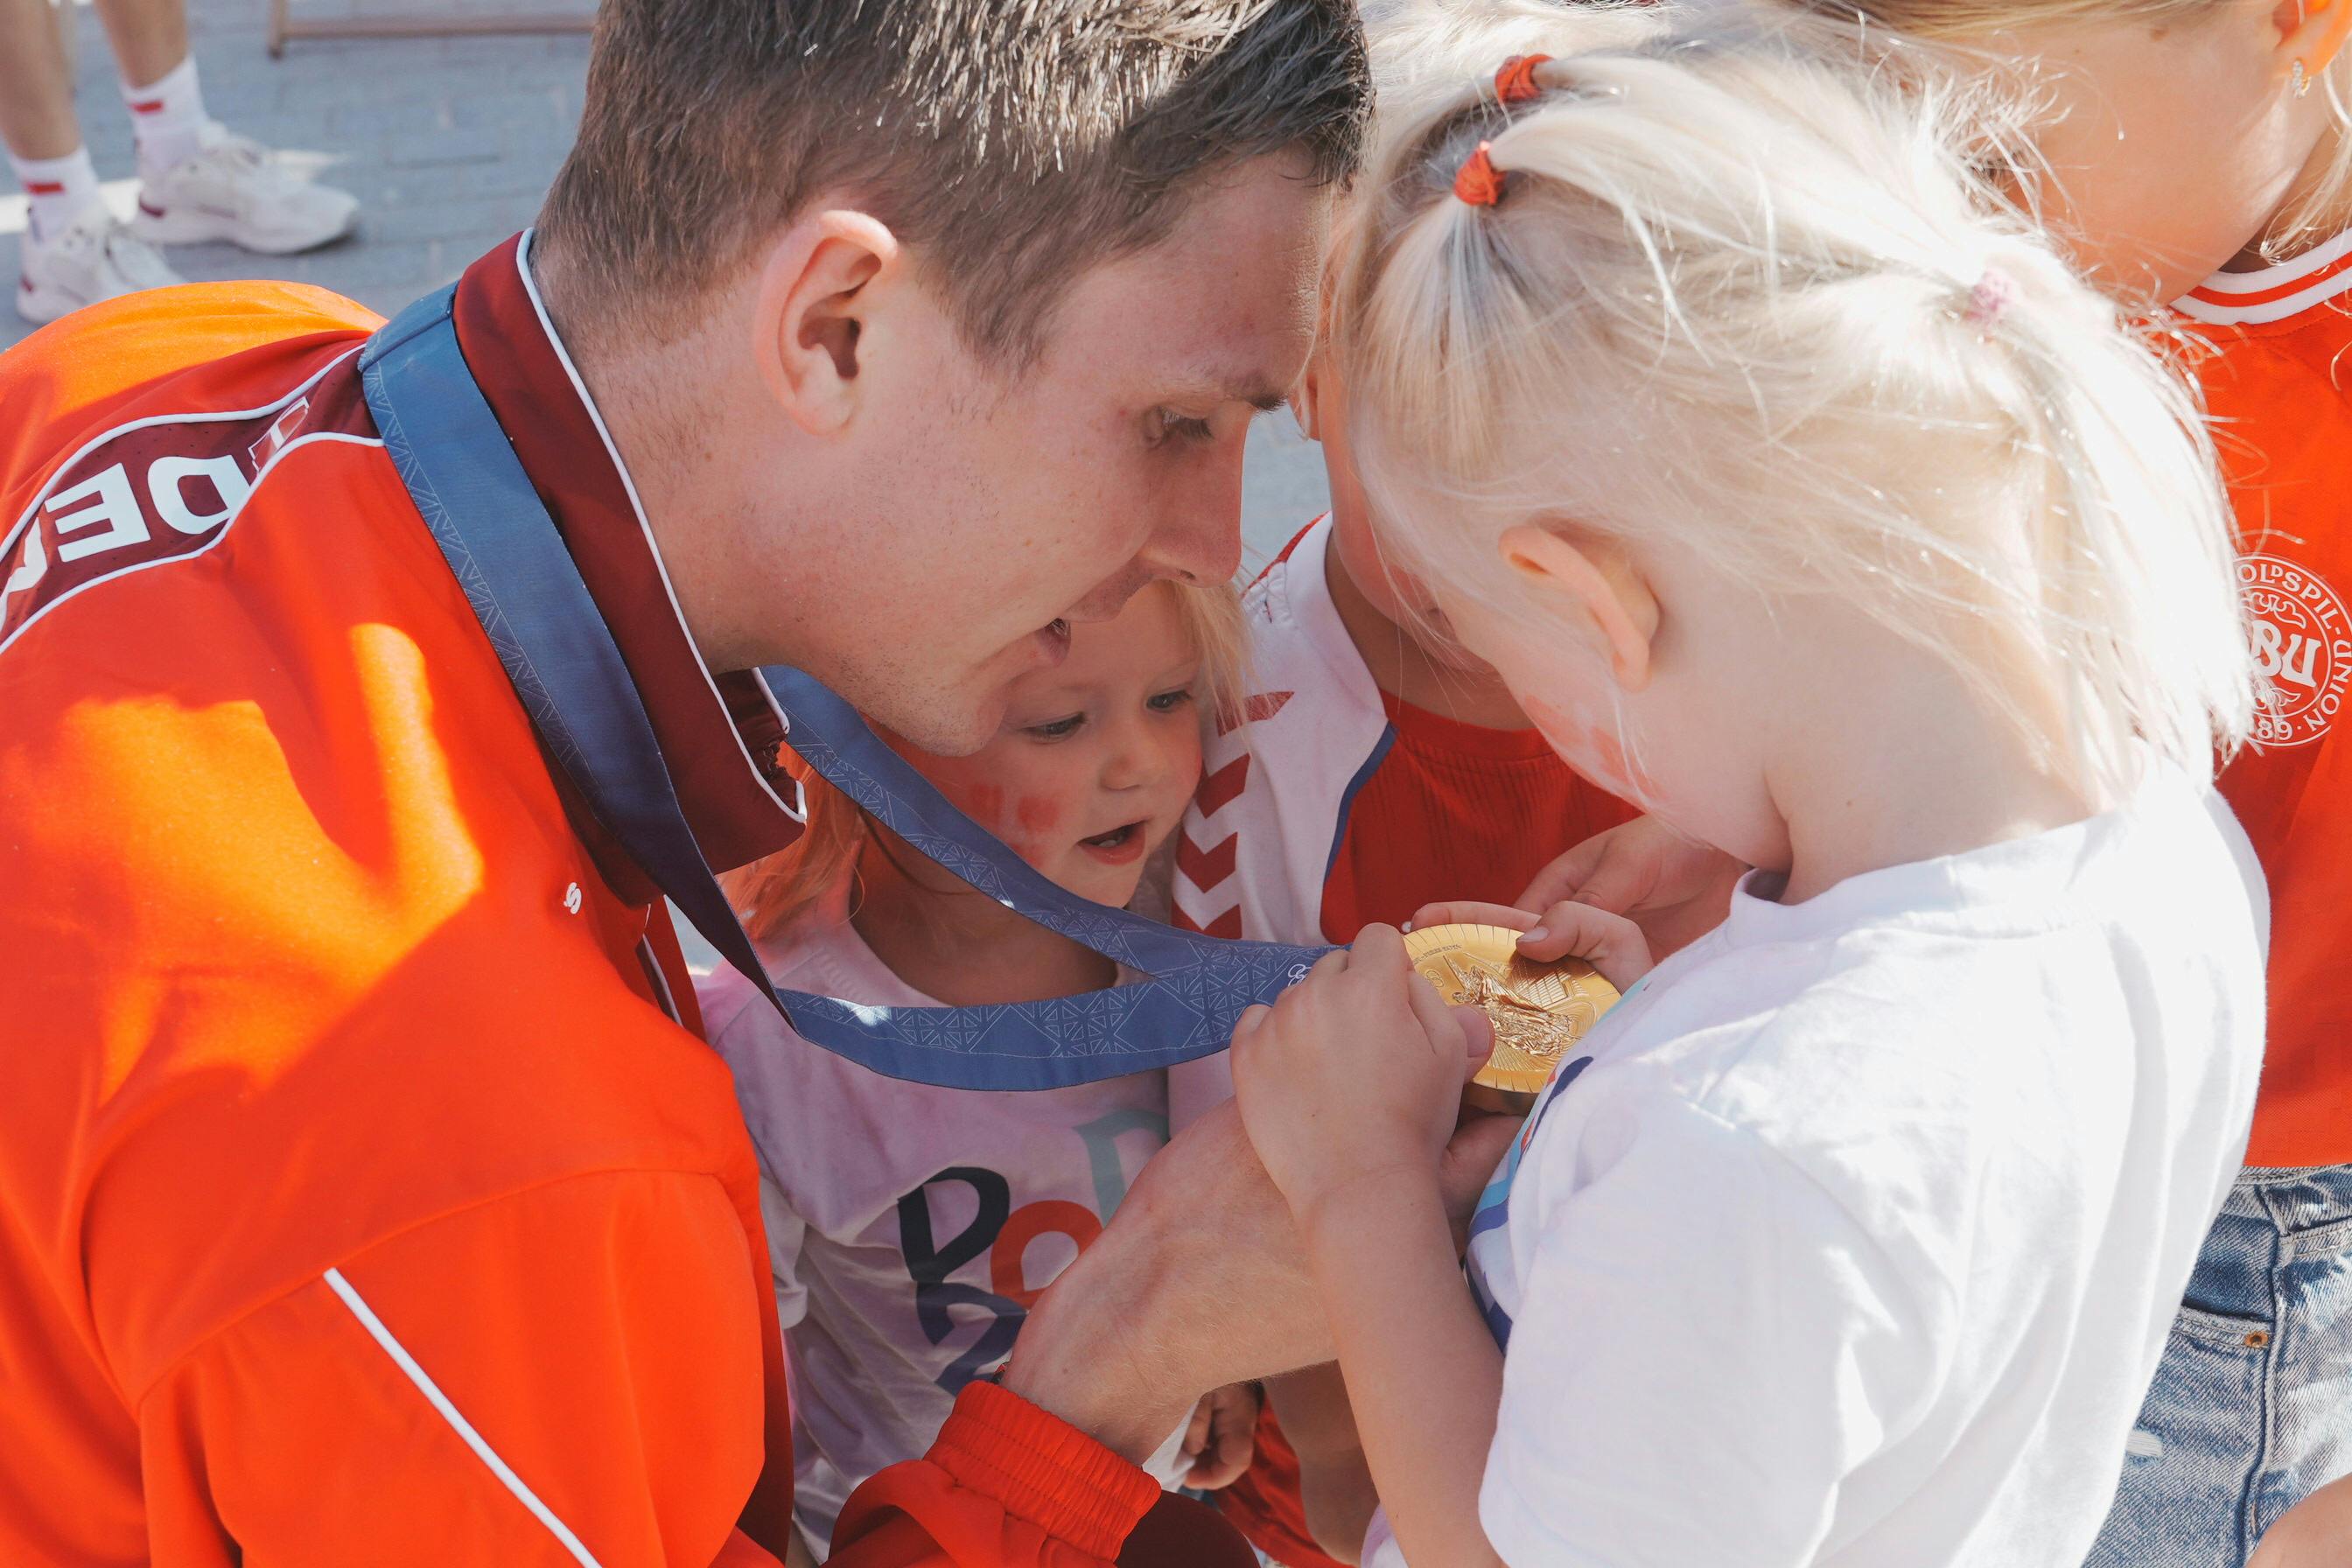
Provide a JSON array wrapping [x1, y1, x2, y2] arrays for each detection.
[[0, 284, 1153, 1565], [2180, 278, 2352, 1168]]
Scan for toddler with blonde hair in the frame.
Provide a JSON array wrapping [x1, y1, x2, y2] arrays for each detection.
[[1227, 14, 2268, 1565], [1544, 2, 2352, 1556], [700, 578, 1257, 1558]]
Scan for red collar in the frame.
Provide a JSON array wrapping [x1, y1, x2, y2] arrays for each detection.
[[449, 234, 801, 879]]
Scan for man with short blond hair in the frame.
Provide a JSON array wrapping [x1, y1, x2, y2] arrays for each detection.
[[0, 2, 1362, 1562]]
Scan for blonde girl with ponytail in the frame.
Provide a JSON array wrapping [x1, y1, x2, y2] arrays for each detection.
[[1224, 17, 2267, 1567], [1545, 3, 2352, 1558]]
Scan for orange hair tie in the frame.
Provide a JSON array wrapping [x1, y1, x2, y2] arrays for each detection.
[[1495, 53, 1551, 106], [1454, 141, 1506, 207]]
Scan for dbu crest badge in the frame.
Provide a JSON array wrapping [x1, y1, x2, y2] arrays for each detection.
[[2243, 553, 2350, 747]]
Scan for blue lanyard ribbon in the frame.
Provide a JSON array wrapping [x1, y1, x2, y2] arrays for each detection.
[[360, 284, 1328, 1090]]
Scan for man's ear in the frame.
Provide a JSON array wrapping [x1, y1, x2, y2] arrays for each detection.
[[1496, 523, 1659, 692], [752, 209, 900, 437], [1292, 356, 1331, 442], [2277, 0, 2352, 83]]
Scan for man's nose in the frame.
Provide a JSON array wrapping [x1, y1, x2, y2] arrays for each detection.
[[1138, 444, 1247, 586]]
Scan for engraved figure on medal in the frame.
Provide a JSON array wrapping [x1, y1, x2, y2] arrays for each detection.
[[1401, 924, 1621, 1102]]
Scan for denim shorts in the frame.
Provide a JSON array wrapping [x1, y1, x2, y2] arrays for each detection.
[[2086, 1163, 2352, 1568]]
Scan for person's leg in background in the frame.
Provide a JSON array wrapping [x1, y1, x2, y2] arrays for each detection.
[[2087, 1166, 2352, 1568], [94, 0, 360, 258], [3, 0, 360, 326], [1, 0, 179, 323], [1, 0, 91, 176], [99, 0, 205, 178]]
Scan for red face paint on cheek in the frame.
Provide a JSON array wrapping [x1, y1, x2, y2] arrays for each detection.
[[911, 759, 1068, 868], [1582, 724, 1634, 794], [933, 777, 1057, 864]]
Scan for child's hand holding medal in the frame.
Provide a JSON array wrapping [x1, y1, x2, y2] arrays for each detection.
[[1404, 898, 1653, 1110], [1230, 926, 1500, 1233], [1229, 901, 1650, 1246]]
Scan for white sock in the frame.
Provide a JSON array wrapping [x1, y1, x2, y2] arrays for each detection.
[[122, 56, 209, 178], [10, 146, 103, 246]]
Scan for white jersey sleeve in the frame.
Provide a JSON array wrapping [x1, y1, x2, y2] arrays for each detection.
[[1168, 516, 1390, 1124], [1172, 514, 1390, 947]]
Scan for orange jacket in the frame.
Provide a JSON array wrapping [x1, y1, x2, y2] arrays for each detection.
[[0, 276, 1154, 1565]]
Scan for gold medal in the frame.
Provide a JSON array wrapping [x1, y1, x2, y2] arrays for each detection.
[[1403, 922, 1619, 1111]]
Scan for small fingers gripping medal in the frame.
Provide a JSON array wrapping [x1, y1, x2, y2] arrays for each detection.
[[1403, 923, 1620, 1114]]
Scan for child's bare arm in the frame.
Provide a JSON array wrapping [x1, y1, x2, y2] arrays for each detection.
[[1269, 1096, 1527, 1568], [1306, 1170, 1508, 1568], [1232, 932, 1526, 1568], [2253, 1473, 2352, 1568]]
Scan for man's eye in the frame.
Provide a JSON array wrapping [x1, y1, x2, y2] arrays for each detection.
[[1148, 688, 1194, 713], [1025, 714, 1085, 740], [1150, 409, 1218, 447]]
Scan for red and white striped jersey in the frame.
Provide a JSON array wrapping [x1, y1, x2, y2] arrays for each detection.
[[1172, 514, 1637, 951], [1173, 516, 1390, 945]]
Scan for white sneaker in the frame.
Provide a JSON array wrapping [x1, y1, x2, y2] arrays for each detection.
[[17, 202, 184, 325], [130, 124, 360, 256]]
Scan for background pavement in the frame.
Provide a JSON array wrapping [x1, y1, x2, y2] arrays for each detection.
[[0, 0, 1330, 565]]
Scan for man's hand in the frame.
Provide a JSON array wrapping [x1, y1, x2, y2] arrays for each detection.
[[1180, 1382, 1262, 1489], [2254, 1472, 2352, 1568], [1516, 814, 1743, 956], [1002, 1086, 1524, 1464], [1002, 1102, 1322, 1464]]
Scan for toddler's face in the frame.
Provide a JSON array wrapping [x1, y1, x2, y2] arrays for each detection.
[[1414, 531, 1779, 863], [902, 584, 1204, 910], [1309, 359, 1499, 677], [1435, 578, 1649, 808], [1948, 11, 2328, 303], [1328, 504, 1499, 677]]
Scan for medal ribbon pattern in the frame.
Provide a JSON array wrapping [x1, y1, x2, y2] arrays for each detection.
[[360, 284, 1332, 1091]]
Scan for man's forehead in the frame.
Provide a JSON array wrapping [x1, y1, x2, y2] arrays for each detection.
[[1085, 262, 1319, 405], [1046, 277, 1315, 406], [1053, 163, 1326, 383]]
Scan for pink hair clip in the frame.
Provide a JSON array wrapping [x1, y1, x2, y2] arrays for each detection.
[[1454, 141, 1506, 207], [1964, 267, 2018, 327], [1495, 53, 1552, 106]]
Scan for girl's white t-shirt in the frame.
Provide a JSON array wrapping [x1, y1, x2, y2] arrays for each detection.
[[698, 884, 1206, 1553], [1374, 765, 2267, 1567]]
